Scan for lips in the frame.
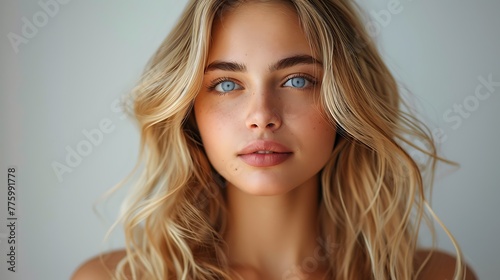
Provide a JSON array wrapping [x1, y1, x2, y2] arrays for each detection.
[[237, 140, 292, 167]]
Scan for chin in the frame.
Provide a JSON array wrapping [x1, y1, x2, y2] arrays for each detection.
[[228, 179, 296, 196]]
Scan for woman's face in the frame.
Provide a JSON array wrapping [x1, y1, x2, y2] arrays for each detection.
[[194, 2, 336, 196]]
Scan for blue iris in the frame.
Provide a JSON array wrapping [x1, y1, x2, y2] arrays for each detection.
[[285, 77, 308, 88], [216, 81, 237, 92]]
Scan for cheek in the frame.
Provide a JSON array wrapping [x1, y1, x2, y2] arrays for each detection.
[[195, 95, 245, 136], [302, 111, 336, 151], [194, 101, 235, 159]]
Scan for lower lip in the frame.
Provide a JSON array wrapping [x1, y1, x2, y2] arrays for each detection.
[[238, 153, 292, 167]]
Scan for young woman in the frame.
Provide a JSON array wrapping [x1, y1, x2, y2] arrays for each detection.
[[73, 0, 477, 279]]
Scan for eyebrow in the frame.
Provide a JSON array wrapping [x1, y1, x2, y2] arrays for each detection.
[[204, 54, 322, 73]]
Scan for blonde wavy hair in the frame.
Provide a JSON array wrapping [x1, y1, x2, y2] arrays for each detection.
[[104, 0, 465, 279]]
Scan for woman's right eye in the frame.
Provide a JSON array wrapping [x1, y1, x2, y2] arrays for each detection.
[[214, 80, 242, 93]]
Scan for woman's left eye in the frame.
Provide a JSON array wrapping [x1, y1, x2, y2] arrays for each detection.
[[214, 81, 240, 92], [283, 76, 313, 88]]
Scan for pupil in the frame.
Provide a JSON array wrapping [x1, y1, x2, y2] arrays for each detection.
[[222, 81, 234, 91], [292, 78, 305, 87]]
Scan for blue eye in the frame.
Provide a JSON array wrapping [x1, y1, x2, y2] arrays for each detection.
[[214, 81, 241, 93], [284, 77, 310, 88]]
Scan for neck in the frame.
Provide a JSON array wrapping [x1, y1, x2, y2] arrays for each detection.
[[222, 176, 327, 279]]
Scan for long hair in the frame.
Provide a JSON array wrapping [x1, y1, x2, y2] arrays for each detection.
[[106, 0, 465, 279]]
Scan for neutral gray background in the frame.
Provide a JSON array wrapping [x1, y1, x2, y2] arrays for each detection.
[[1, 0, 498, 279]]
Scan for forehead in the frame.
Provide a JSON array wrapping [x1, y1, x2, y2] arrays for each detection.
[[208, 2, 313, 63]]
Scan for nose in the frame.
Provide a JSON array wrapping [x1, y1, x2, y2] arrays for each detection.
[[245, 91, 282, 132]]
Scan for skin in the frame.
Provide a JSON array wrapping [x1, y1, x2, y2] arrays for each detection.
[[195, 4, 335, 197], [194, 1, 335, 279], [71, 2, 478, 280], [71, 249, 478, 280]]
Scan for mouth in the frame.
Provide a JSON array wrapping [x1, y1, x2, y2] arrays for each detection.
[[253, 151, 282, 154], [238, 140, 292, 167], [238, 140, 292, 155]]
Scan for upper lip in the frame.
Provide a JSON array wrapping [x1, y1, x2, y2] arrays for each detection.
[[237, 140, 292, 155]]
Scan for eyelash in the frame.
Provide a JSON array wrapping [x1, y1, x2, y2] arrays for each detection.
[[285, 73, 318, 88], [206, 77, 235, 93], [206, 74, 318, 95]]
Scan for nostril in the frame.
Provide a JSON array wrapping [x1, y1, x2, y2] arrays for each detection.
[[250, 123, 275, 128]]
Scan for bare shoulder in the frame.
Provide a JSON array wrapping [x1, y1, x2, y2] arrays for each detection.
[[71, 249, 127, 280], [415, 249, 478, 280]]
